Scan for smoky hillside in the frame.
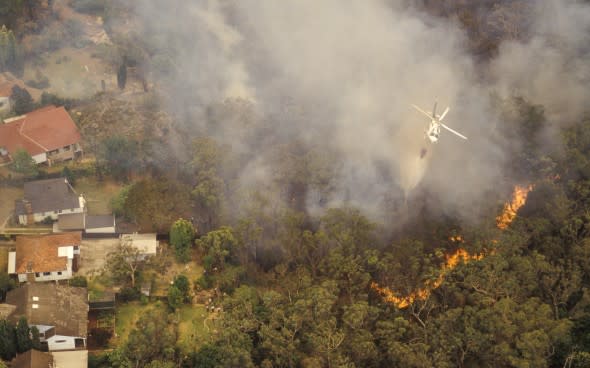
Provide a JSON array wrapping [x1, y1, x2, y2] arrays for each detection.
[[92, 0, 589, 232]]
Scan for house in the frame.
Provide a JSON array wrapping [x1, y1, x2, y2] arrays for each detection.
[[2, 282, 88, 351], [120, 233, 159, 259], [0, 105, 82, 165], [15, 177, 85, 225], [10, 349, 53, 368], [51, 350, 89, 368], [13, 348, 89, 367], [56, 212, 116, 233], [7, 232, 81, 283], [10, 349, 88, 368]]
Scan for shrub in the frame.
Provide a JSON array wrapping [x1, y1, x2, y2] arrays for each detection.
[[9, 149, 38, 177], [172, 275, 190, 303], [69, 276, 88, 287], [117, 287, 141, 302], [40, 92, 80, 110], [62, 166, 76, 186], [167, 286, 182, 311], [195, 274, 212, 290], [90, 328, 112, 347], [26, 72, 50, 89]]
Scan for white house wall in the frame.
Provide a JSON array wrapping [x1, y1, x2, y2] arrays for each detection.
[[46, 335, 78, 351], [32, 152, 47, 164], [18, 269, 73, 283], [29, 207, 84, 223], [0, 96, 10, 115]]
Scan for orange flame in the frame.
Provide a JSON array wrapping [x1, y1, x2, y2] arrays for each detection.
[[374, 184, 533, 308], [372, 248, 484, 308], [496, 184, 534, 229]]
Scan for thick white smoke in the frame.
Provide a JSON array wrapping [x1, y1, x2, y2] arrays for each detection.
[[127, 0, 590, 223]]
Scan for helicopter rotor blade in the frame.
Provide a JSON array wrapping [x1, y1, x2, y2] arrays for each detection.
[[411, 105, 434, 120], [441, 123, 467, 140], [432, 102, 437, 119], [439, 107, 450, 121]]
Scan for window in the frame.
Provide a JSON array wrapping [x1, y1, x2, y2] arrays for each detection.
[[35, 273, 40, 277], [55, 340, 66, 343], [32, 304, 39, 309], [43, 272, 51, 276], [32, 296, 39, 301], [57, 271, 62, 275], [63, 145, 70, 151]]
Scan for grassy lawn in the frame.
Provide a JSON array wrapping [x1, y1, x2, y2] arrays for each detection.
[[113, 302, 160, 346], [74, 177, 123, 215], [24, 46, 114, 99], [87, 274, 113, 300], [176, 304, 213, 353], [114, 301, 215, 351], [147, 244, 205, 297]]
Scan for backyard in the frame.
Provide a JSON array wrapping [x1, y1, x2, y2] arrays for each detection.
[[74, 176, 122, 215], [0, 186, 23, 228], [114, 301, 214, 354]]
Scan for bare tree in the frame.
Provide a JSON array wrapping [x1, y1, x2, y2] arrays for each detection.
[[104, 240, 145, 287]]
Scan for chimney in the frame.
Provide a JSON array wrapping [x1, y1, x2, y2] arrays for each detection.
[[24, 200, 34, 225], [24, 200, 32, 214]]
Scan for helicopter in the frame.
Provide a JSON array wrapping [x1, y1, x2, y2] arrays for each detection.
[[411, 102, 467, 143]]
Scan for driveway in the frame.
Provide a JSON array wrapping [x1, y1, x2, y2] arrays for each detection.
[[0, 187, 23, 229], [78, 237, 120, 276]]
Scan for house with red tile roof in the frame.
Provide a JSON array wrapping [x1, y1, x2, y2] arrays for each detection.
[[0, 105, 82, 165], [7, 232, 82, 283]]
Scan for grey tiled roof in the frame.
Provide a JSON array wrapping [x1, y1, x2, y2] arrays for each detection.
[[5, 283, 88, 337], [86, 215, 115, 229], [57, 213, 85, 230], [15, 178, 80, 216]]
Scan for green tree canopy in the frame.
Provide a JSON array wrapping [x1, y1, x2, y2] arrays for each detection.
[[15, 317, 31, 353], [10, 85, 34, 115], [96, 136, 139, 181], [9, 148, 38, 176], [125, 306, 176, 367], [169, 218, 195, 262], [0, 25, 21, 72], [195, 226, 236, 272], [0, 319, 16, 360]]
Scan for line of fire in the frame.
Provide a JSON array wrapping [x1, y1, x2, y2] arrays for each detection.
[[373, 184, 534, 308]]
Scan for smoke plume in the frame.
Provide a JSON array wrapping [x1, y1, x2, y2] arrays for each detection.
[[125, 0, 590, 223]]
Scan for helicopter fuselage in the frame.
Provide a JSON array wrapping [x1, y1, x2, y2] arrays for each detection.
[[426, 120, 440, 143]]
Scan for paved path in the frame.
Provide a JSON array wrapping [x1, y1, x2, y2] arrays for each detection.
[[0, 227, 53, 235]]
